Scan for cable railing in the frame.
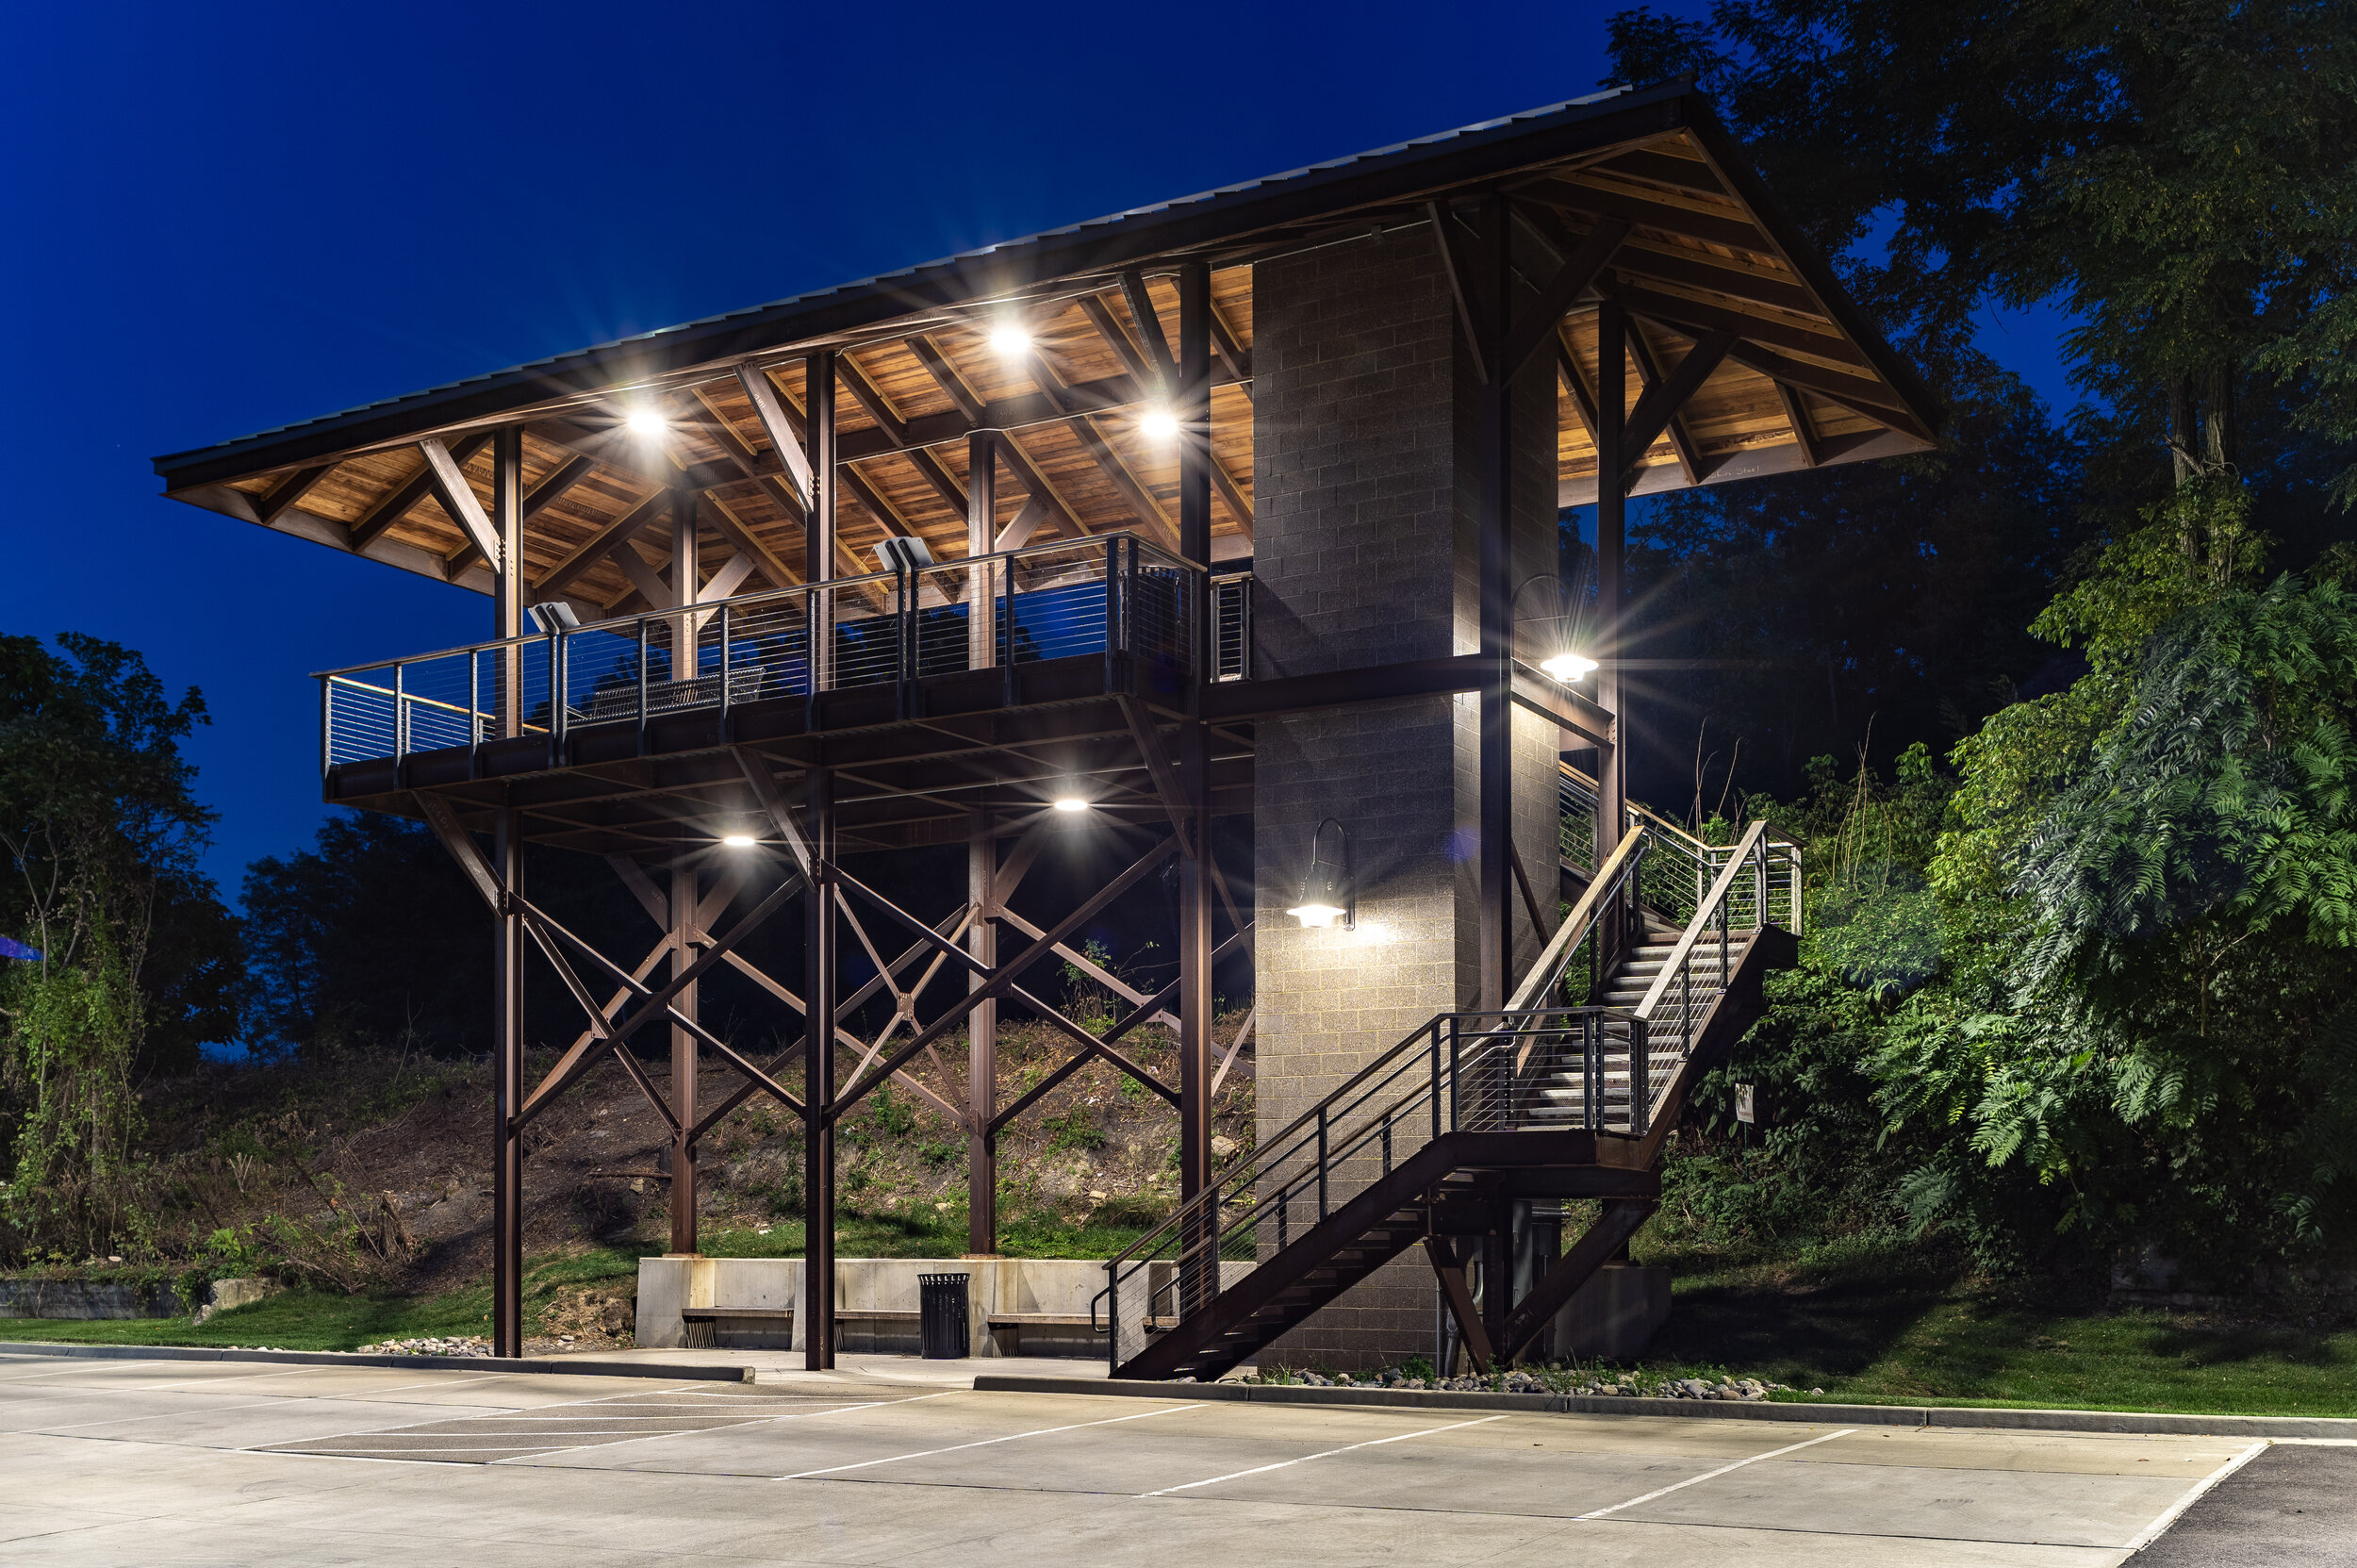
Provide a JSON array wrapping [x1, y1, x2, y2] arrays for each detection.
[[1210, 570, 1251, 682], [318, 533, 1207, 773], [1092, 1004, 1650, 1372], [1558, 763, 1802, 935]]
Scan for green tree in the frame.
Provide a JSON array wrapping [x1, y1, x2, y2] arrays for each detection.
[[0, 635, 239, 1259]]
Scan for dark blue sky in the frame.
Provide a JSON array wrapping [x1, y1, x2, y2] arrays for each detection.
[[0, 0, 2074, 896]]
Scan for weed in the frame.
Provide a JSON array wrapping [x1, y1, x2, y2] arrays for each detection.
[[1045, 1107, 1107, 1153]]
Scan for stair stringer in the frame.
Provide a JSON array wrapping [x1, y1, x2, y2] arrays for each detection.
[[1113, 1128, 1642, 1381]]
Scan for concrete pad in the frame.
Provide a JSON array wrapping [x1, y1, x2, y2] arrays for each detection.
[[1791, 1424, 2256, 1477], [0, 1364, 2300, 1567], [1620, 1454, 2191, 1548]]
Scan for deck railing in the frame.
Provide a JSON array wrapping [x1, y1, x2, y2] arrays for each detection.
[[319, 533, 1206, 774]]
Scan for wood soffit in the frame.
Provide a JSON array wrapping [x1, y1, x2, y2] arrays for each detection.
[[156, 85, 1940, 607]]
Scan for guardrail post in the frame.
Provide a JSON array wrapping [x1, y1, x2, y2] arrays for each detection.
[[635, 617, 650, 756], [392, 663, 407, 784], [1430, 1022, 1443, 1142], [1316, 1107, 1328, 1221], [1448, 1017, 1462, 1133], [547, 634, 562, 768], [1585, 1013, 1601, 1131], [1105, 1268, 1118, 1374], [320, 678, 332, 778], [1632, 1017, 1650, 1137], [1102, 535, 1123, 692], [717, 602, 733, 742]]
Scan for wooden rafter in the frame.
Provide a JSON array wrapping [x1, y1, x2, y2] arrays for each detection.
[[1621, 321, 1706, 486], [255, 464, 333, 526], [995, 429, 1089, 540], [1624, 327, 1737, 487], [534, 487, 668, 600], [1556, 330, 1600, 439], [444, 451, 598, 576], [703, 493, 802, 588], [1776, 382, 1822, 468], [350, 432, 491, 551], [906, 335, 986, 424], [1210, 449, 1252, 538], [733, 364, 814, 503], [1071, 417, 1179, 550], [418, 437, 505, 568], [1117, 271, 1177, 387]]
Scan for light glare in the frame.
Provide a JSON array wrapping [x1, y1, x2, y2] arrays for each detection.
[[1289, 903, 1344, 929], [1052, 797, 1089, 813], [1541, 652, 1598, 683], [990, 324, 1032, 356], [1140, 408, 1180, 440], [721, 834, 757, 848], [626, 408, 668, 437]]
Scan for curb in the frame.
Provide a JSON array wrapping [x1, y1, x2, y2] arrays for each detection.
[[0, 1341, 749, 1382], [968, 1374, 2357, 1439]]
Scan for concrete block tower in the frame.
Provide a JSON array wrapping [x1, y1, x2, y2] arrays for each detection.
[[1251, 225, 1562, 1367]]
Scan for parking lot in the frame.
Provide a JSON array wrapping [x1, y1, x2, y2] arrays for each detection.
[[0, 1347, 2329, 1565]]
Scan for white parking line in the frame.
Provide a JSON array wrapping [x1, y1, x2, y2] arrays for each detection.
[[1575, 1428, 1857, 1520], [1139, 1413, 1510, 1498], [2121, 1440, 2269, 1551], [778, 1402, 1203, 1480]]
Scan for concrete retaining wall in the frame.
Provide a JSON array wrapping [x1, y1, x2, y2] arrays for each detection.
[[0, 1276, 280, 1324], [635, 1256, 1150, 1358], [0, 1279, 183, 1320]]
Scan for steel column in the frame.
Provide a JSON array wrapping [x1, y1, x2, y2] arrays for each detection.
[[806, 351, 837, 694], [1176, 260, 1218, 1309], [967, 429, 997, 672], [966, 810, 998, 1255], [1475, 194, 1514, 1012], [672, 486, 701, 681], [494, 427, 524, 734], [1594, 301, 1628, 870], [804, 768, 838, 1369], [668, 864, 701, 1256], [491, 807, 524, 1359]]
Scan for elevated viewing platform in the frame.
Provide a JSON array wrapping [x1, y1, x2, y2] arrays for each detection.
[[157, 80, 1934, 1371], [317, 533, 1244, 853]]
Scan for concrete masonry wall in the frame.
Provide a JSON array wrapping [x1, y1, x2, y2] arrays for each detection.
[[1249, 223, 1561, 1369]]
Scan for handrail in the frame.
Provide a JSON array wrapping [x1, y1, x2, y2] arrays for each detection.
[[1636, 817, 1769, 1020], [311, 530, 1164, 681], [1505, 826, 1647, 1012]]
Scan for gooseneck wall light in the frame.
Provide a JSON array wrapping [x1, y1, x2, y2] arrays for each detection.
[[1288, 817, 1355, 930]]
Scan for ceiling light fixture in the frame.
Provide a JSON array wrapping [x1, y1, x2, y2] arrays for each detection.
[[1541, 652, 1598, 683], [721, 834, 757, 848], [626, 407, 668, 437], [989, 323, 1032, 356], [1140, 408, 1180, 440], [1052, 797, 1089, 813]]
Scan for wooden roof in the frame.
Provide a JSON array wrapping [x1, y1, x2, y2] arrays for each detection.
[[154, 81, 1939, 616]]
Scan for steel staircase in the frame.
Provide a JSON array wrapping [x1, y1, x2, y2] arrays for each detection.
[[1096, 781, 1801, 1381]]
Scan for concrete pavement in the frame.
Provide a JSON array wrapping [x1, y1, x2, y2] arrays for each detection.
[[0, 1345, 2330, 1565]]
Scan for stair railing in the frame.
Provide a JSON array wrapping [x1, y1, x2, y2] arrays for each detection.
[[1558, 762, 1803, 936], [1631, 817, 1772, 1124], [1091, 1001, 1646, 1373]]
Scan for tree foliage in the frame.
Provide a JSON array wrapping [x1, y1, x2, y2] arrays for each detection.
[[0, 634, 241, 1259]]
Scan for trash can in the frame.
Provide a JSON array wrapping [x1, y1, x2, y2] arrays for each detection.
[[918, 1273, 970, 1360]]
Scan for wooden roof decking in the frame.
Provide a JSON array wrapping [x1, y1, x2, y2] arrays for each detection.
[[156, 83, 1937, 618]]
